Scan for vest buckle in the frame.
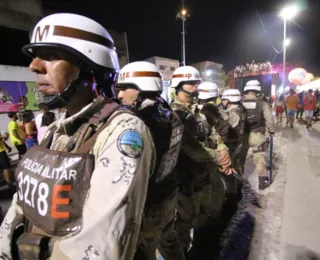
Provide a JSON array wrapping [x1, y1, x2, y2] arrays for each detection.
[[17, 233, 50, 260]]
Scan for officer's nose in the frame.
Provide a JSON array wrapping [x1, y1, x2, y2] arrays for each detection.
[[117, 89, 125, 99], [29, 57, 47, 74]]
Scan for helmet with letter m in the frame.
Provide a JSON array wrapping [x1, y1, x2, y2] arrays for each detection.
[[116, 61, 163, 92], [171, 66, 202, 97], [244, 80, 261, 93], [222, 89, 242, 103], [198, 82, 219, 100], [22, 13, 120, 109]]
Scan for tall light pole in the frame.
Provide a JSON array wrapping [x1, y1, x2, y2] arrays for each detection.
[[176, 8, 189, 66], [280, 5, 298, 88]]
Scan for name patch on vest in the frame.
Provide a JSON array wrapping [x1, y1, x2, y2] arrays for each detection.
[[15, 146, 94, 235], [243, 102, 257, 109]]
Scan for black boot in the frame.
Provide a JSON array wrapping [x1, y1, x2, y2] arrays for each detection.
[[259, 176, 270, 190]]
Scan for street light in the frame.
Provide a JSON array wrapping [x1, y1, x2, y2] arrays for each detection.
[[280, 5, 298, 88], [280, 6, 298, 19], [205, 70, 213, 77], [176, 8, 189, 66], [284, 38, 291, 47]]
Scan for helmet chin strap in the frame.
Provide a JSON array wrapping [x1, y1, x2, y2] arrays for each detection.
[[129, 95, 143, 109], [39, 78, 82, 110], [179, 88, 199, 98], [39, 69, 83, 110]]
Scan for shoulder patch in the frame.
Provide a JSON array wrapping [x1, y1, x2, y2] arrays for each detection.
[[117, 129, 144, 158]]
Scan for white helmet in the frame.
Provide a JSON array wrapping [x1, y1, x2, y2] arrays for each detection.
[[198, 82, 219, 100], [244, 80, 261, 92], [23, 13, 119, 71], [222, 89, 242, 102], [171, 66, 201, 88], [116, 61, 162, 92]]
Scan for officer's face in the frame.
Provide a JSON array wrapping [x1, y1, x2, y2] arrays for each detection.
[[116, 85, 140, 106], [222, 99, 229, 108], [29, 47, 80, 96], [182, 82, 199, 94]]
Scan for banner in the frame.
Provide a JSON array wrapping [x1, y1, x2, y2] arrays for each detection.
[[0, 81, 44, 113]]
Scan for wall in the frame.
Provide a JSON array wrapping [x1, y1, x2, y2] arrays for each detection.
[[0, 0, 43, 31], [145, 57, 179, 103], [0, 65, 36, 81], [0, 65, 59, 155], [145, 56, 179, 81], [192, 61, 226, 90]]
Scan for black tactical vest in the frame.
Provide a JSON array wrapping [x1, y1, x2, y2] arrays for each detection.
[[139, 98, 183, 205], [171, 102, 211, 188], [242, 98, 265, 131], [201, 103, 229, 142]]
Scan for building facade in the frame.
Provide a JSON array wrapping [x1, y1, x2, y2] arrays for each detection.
[[145, 56, 180, 103], [192, 61, 227, 92], [145, 56, 180, 81]]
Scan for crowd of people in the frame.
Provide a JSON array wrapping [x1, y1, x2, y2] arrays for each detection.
[[234, 61, 273, 78], [0, 13, 276, 260], [275, 88, 319, 129], [0, 107, 57, 194]]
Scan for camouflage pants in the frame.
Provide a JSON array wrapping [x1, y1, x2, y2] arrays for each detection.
[[210, 168, 226, 218], [239, 131, 267, 177], [134, 195, 185, 260], [176, 184, 212, 251], [223, 145, 242, 196]]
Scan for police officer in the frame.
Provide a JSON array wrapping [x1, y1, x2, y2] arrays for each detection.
[[198, 82, 229, 148], [219, 89, 247, 197], [0, 13, 155, 260], [170, 66, 233, 255], [240, 80, 275, 190], [196, 82, 229, 219], [191, 82, 231, 254], [115, 61, 185, 260]]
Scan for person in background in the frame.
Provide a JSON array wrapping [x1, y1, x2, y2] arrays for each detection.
[[275, 94, 285, 124], [296, 91, 305, 120], [37, 111, 56, 144], [35, 103, 49, 130], [216, 93, 222, 105], [285, 88, 299, 128], [0, 130, 13, 191], [19, 96, 29, 109], [7, 112, 26, 159], [304, 89, 317, 129], [22, 110, 38, 149], [313, 89, 320, 121]]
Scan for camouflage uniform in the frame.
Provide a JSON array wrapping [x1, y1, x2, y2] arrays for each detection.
[[198, 101, 229, 218], [171, 100, 221, 252], [219, 104, 246, 195], [239, 94, 275, 186]]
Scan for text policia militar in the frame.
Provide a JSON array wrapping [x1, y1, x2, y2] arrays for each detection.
[[21, 158, 77, 181]]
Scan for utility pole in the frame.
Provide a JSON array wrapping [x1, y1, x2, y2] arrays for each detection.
[[176, 0, 189, 66]]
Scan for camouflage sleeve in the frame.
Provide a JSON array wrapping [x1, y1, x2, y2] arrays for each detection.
[[180, 131, 219, 163], [262, 101, 275, 133], [0, 193, 24, 258], [208, 127, 228, 151], [218, 109, 240, 129], [227, 111, 240, 128], [50, 113, 155, 260], [218, 109, 229, 121]]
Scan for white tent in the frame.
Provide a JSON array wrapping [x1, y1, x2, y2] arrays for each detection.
[[297, 79, 320, 92]]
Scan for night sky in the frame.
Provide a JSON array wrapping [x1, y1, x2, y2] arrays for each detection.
[[1, 0, 320, 73]]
